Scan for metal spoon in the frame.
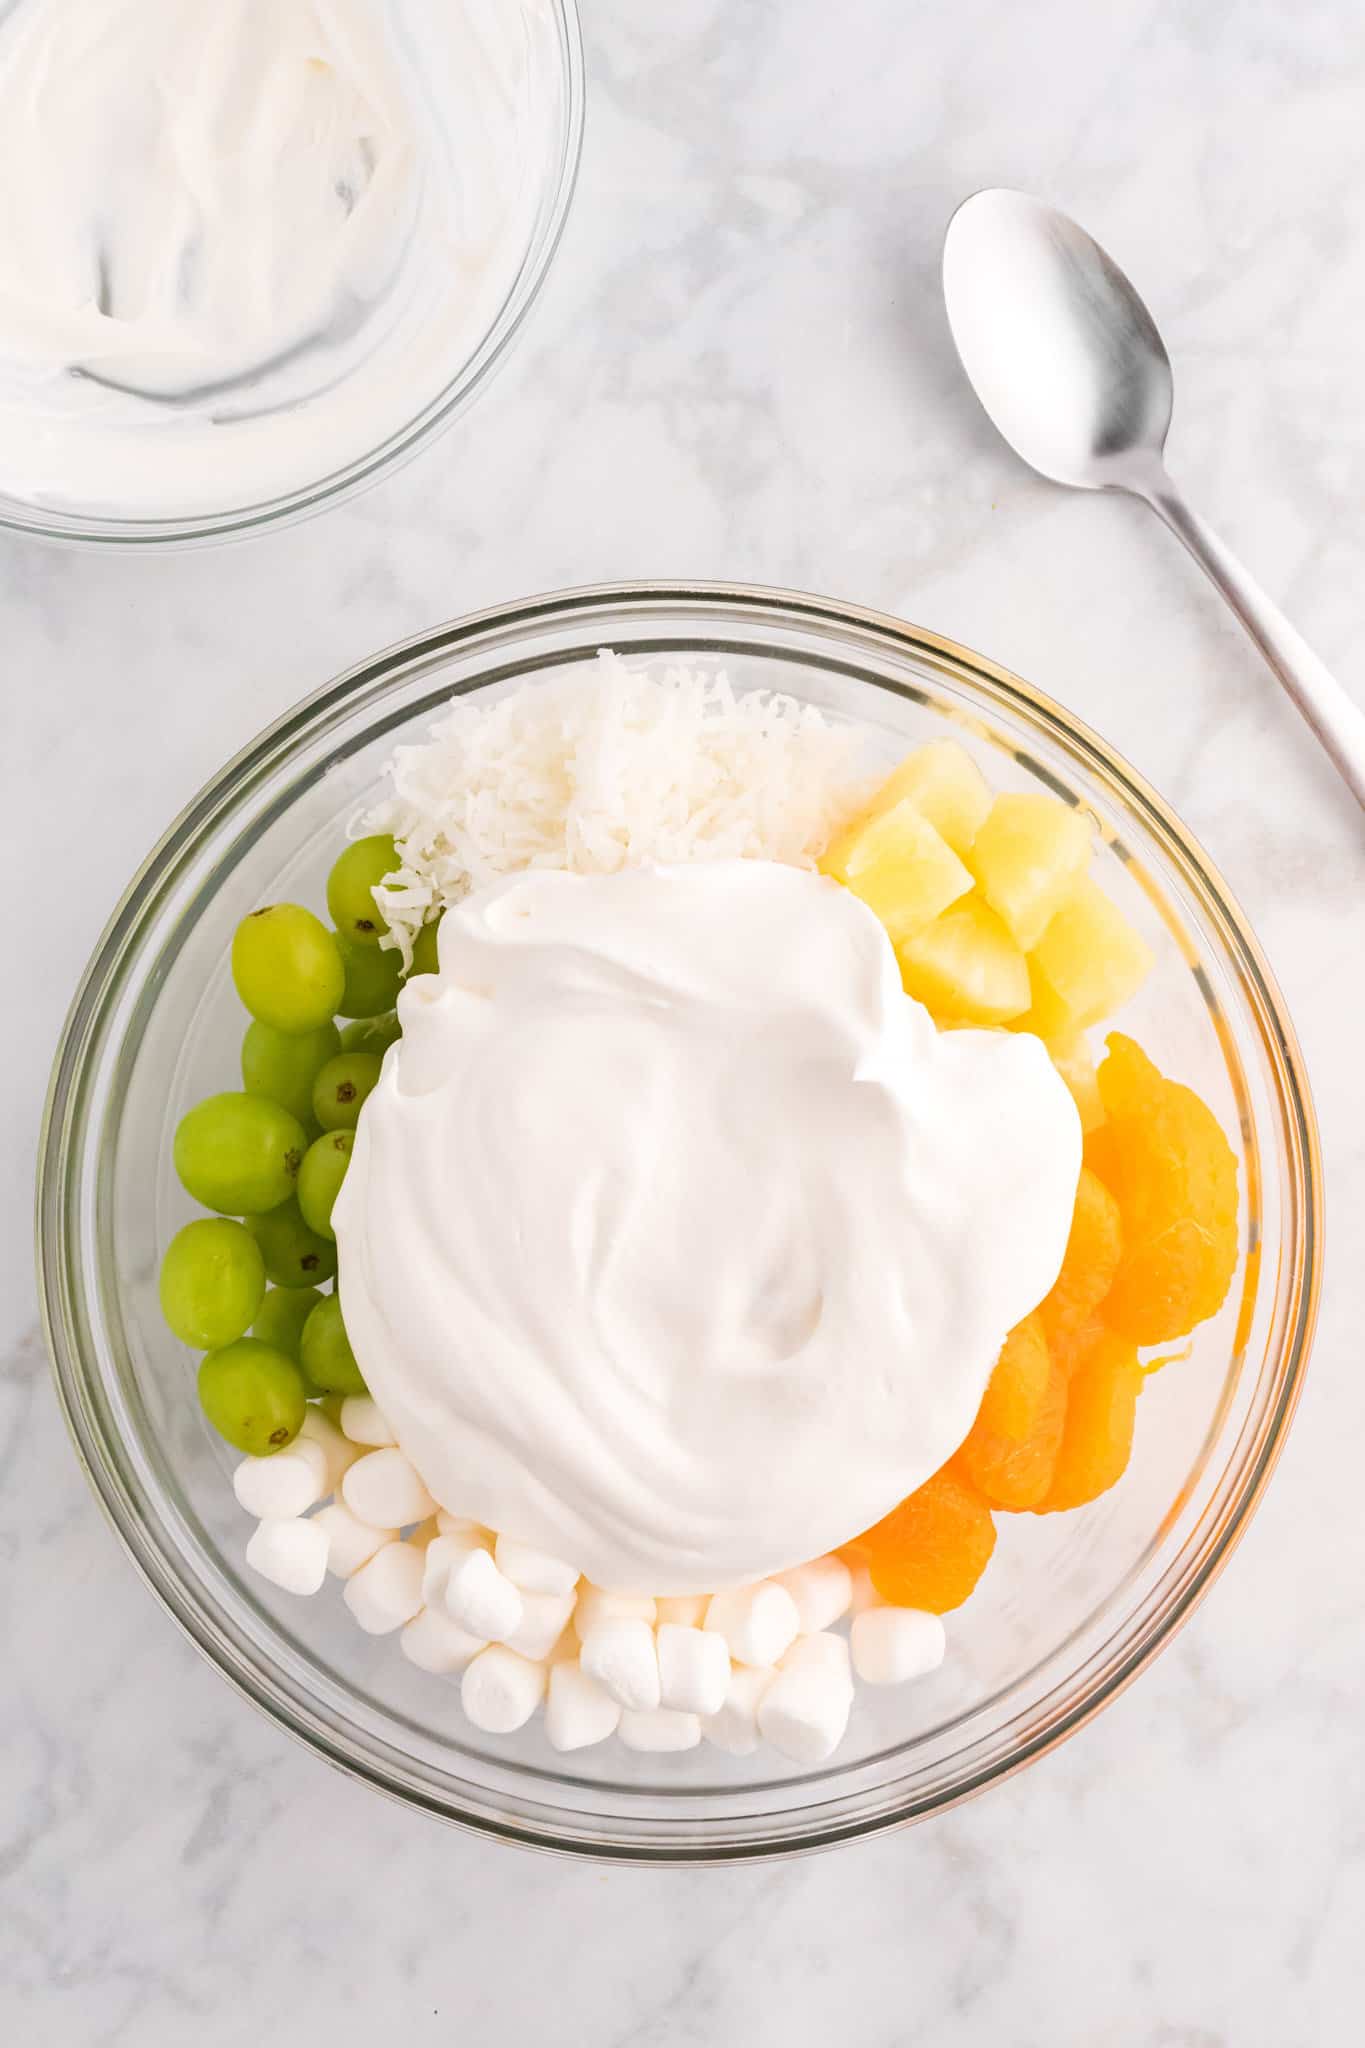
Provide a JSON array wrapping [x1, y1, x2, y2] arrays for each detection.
[[942, 187, 1365, 808]]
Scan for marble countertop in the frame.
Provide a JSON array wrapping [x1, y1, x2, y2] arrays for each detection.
[[4, 2, 1363, 2041]]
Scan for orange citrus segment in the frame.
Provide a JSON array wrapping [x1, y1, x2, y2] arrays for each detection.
[[1037, 1166, 1123, 1353], [962, 1351, 1069, 1511], [1086, 1034, 1239, 1344], [1033, 1331, 1143, 1512], [849, 1468, 997, 1613]]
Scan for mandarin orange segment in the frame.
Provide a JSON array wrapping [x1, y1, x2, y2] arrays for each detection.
[[1033, 1331, 1143, 1512], [1037, 1166, 1123, 1353], [850, 1468, 997, 1613], [974, 1313, 1050, 1440], [962, 1353, 1069, 1511], [1086, 1033, 1239, 1344]]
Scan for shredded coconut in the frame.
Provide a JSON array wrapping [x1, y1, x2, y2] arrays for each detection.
[[359, 649, 870, 967]]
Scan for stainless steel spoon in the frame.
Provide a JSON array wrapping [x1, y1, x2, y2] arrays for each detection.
[[942, 187, 1365, 808]]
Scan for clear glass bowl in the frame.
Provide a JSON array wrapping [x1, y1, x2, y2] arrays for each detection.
[[37, 584, 1322, 1860], [0, 1, 583, 549]]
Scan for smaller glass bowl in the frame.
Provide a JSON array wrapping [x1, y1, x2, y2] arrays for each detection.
[[0, 1, 583, 548], [38, 584, 1322, 1860]]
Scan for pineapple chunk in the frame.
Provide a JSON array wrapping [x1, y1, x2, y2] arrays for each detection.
[[1011, 955, 1080, 1045], [1049, 1032, 1104, 1133], [820, 797, 972, 937], [1030, 875, 1154, 1027], [968, 792, 1093, 950], [866, 740, 993, 856], [896, 897, 1030, 1025]]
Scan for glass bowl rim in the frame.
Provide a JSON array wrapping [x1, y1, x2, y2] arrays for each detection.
[[36, 578, 1324, 1860], [0, 0, 585, 550]]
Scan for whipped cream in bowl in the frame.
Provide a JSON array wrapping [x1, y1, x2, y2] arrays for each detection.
[[0, 0, 582, 540], [334, 860, 1082, 1594]]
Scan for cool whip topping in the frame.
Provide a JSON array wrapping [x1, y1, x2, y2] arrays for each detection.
[[0, 0, 553, 516], [333, 861, 1082, 1594]]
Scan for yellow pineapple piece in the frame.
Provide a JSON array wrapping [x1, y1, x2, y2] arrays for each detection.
[[1048, 1032, 1104, 1133], [967, 792, 1093, 950], [1012, 955, 1080, 1045], [896, 896, 1030, 1025], [820, 797, 972, 937], [866, 740, 993, 856], [1030, 875, 1154, 1027]]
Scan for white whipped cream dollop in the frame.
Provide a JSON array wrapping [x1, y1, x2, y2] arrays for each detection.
[[0, 0, 554, 517], [333, 863, 1082, 1594]]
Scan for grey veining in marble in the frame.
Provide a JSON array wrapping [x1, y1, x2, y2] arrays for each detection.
[[4, 1, 1364, 2042]]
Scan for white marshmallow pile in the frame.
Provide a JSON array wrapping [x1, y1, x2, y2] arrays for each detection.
[[234, 1397, 948, 1762]]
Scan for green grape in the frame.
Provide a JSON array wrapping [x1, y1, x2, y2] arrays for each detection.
[[296, 1129, 353, 1240], [409, 914, 443, 978], [173, 1092, 306, 1215], [231, 904, 345, 1033], [339, 1010, 402, 1057], [299, 1293, 368, 1396], [246, 1196, 338, 1288], [326, 835, 399, 947], [335, 931, 404, 1019], [198, 1338, 307, 1454], [241, 1018, 340, 1125], [312, 1051, 382, 1133], [159, 1218, 266, 1350], [251, 1285, 322, 1361]]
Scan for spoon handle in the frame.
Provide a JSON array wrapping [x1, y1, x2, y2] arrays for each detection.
[[1140, 471, 1365, 809]]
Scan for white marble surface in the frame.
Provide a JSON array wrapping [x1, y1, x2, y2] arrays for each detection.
[[4, 1, 1364, 2040]]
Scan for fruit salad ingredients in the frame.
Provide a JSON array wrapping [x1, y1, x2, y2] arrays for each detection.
[[819, 799, 972, 937], [246, 1198, 338, 1290], [173, 1092, 306, 1216], [955, 1314, 1065, 1510], [339, 1011, 403, 1056], [1029, 877, 1154, 1030], [1034, 1331, 1144, 1512], [241, 1018, 341, 1126], [326, 836, 399, 947], [296, 1131, 353, 1241], [252, 1286, 324, 1363], [853, 739, 992, 857], [158, 1218, 266, 1351], [334, 861, 1081, 1592], [895, 897, 1031, 1025], [967, 791, 1094, 950], [231, 905, 345, 1033], [298, 1292, 367, 1397], [1037, 1167, 1123, 1355], [311, 1052, 383, 1133], [336, 932, 405, 1019], [1088, 1035, 1239, 1343], [851, 1467, 998, 1613], [198, 1338, 307, 1455]]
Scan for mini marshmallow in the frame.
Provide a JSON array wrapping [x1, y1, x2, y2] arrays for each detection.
[[544, 1661, 622, 1752], [343, 1540, 426, 1635], [573, 1586, 657, 1638], [850, 1606, 947, 1685], [656, 1624, 731, 1716], [444, 1546, 524, 1643], [494, 1534, 580, 1598], [339, 1395, 396, 1448], [420, 1534, 462, 1609], [461, 1645, 547, 1733], [704, 1582, 800, 1668], [655, 1593, 708, 1627], [757, 1631, 854, 1764], [500, 1588, 577, 1662], [772, 1555, 853, 1634], [342, 1447, 437, 1530], [232, 1438, 328, 1521], [245, 1516, 329, 1596], [298, 1405, 362, 1492], [399, 1606, 487, 1676], [701, 1664, 774, 1756], [618, 1707, 701, 1753], [312, 1500, 395, 1578], [578, 1617, 660, 1712]]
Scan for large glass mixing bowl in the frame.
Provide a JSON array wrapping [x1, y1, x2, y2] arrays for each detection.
[[37, 584, 1321, 1860]]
